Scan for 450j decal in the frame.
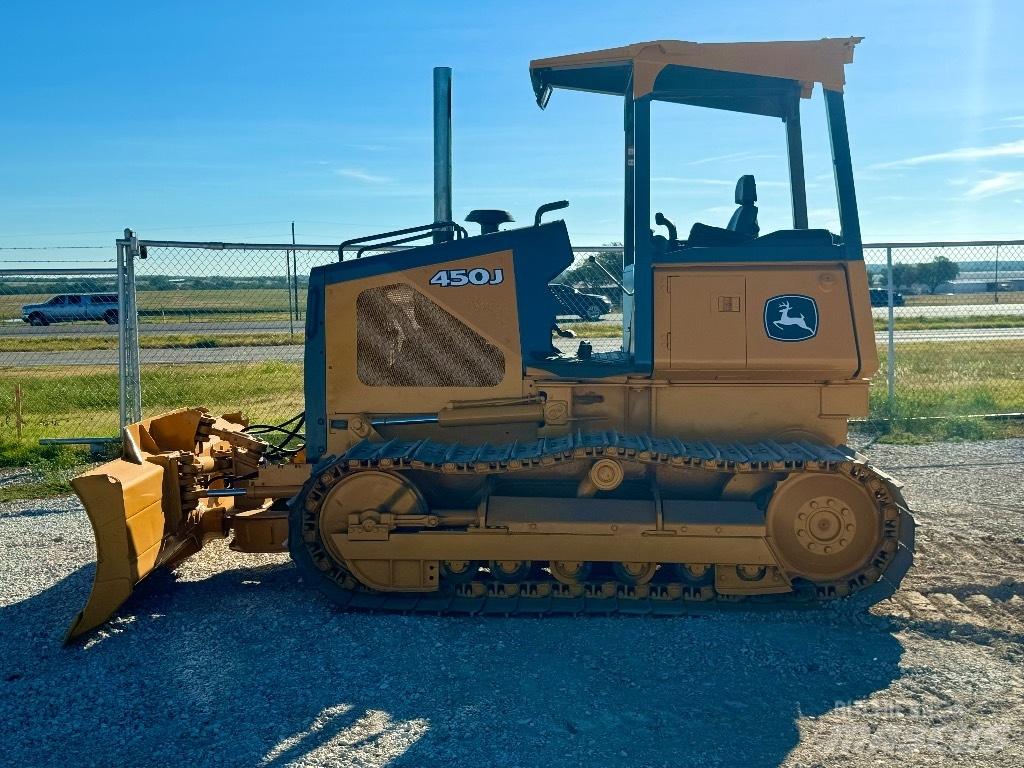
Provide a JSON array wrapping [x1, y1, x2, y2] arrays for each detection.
[[429, 267, 504, 287]]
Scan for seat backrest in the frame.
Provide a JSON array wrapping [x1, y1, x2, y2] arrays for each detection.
[[727, 175, 759, 238]]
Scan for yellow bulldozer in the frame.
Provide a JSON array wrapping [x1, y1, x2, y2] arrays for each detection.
[[66, 38, 914, 641]]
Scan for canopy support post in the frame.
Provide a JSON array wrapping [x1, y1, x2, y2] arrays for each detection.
[[623, 82, 635, 267], [824, 88, 862, 254], [785, 106, 808, 230], [632, 95, 653, 370]]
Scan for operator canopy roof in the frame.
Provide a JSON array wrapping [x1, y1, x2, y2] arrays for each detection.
[[530, 38, 861, 118]]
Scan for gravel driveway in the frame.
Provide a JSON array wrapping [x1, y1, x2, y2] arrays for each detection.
[[1, 439, 1022, 767]]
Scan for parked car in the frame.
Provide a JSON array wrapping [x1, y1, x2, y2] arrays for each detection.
[[869, 288, 905, 307], [21, 293, 119, 326], [549, 283, 612, 321]]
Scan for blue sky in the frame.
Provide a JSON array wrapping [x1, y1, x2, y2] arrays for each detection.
[[1, 1, 1023, 268]]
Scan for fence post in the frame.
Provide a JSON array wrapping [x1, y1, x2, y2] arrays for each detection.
[[291, 221, 300, 323], [886, 246, 895, 419], [117, 240, 128, 429], [285, 239, 295, 338], [118, 229, 143, 428], [995, 243, 1000, 304], [127, 232, 142, 423]]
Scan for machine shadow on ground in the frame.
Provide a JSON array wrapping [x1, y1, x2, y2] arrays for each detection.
[[2, 561, 906, 768]]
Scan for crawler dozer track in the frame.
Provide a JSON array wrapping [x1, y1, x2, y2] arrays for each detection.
[[291, 432, 915, 615]]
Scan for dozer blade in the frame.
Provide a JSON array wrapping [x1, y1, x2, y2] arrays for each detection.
[[65, 408, 258, 642], [66, 458, 169, 641]]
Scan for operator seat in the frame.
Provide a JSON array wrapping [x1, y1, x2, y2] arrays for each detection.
[[727, 175, 759, 238], [685, 174, 760, 246]]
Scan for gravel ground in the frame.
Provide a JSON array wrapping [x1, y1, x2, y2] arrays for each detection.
[[1, 439, 1022, 768]]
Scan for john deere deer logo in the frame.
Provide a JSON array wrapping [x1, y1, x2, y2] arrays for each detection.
[[764, 294, 818, 341]]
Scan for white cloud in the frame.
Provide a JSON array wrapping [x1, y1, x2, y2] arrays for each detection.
[[335, 168, 390, 184], [984, 115, 1024, 131], [873, 139, 1024, 169], [962, 171, 1024, 199]]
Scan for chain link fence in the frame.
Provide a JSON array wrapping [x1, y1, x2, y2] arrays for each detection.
[[126, 241, 337, 429], [863, 241, 1024, 430], [550, 248, 625, 357], [3, 236, 1021, 446], [124, 242, 626, 428]]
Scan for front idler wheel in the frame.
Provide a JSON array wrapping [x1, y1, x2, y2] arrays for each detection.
[[766, 472, 883, 583]]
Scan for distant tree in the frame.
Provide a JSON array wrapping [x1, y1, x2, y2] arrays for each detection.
[[562, 244, 623, 284], [916, 255, 959, 294], [890, 263, 919, 292], [146, 275, 175, 291]]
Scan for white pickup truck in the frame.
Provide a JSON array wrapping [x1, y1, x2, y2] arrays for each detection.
[[21, 293, 119, 326]]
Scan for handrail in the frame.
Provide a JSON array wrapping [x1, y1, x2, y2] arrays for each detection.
[[356, 232, 438, 258], [338, 221, 467, 261]]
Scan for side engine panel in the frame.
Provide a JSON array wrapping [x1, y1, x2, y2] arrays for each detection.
[[652, 260, 878, 380], [303, 221, 576, 461], [323, 249, 524, 415]]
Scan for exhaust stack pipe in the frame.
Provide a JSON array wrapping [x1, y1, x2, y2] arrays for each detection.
[[433, 66, 453, 243]]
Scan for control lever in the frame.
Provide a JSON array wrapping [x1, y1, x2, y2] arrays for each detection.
[[654, 212, 678, 242], [534, 200, 569, 226]]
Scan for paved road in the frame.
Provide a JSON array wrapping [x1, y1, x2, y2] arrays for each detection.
[[874, 327, 1024, 343], [1, 302, 1022, 337], [870, 302, 1024, 318], [4, 327, 1023, 367]]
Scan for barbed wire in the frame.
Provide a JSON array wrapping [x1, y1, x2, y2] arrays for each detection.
[[0, 245, 108, 251]]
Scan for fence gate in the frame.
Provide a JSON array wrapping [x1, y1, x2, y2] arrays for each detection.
[[863, 240, 1024, 426]]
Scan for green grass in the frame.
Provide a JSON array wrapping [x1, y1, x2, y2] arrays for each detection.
[[1, 339, 1022, 466], [0, 361, 304, 497], [560, 321, 623, 338], [0, 437, 92, 502], [871, 340, 1024, 417], [871, 419, 1024, 444], [868, 340, 1024, 442], [0, 361, 305, 444]]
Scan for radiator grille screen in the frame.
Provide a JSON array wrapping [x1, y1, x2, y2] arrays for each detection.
[[357, 283, 505, 387]]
